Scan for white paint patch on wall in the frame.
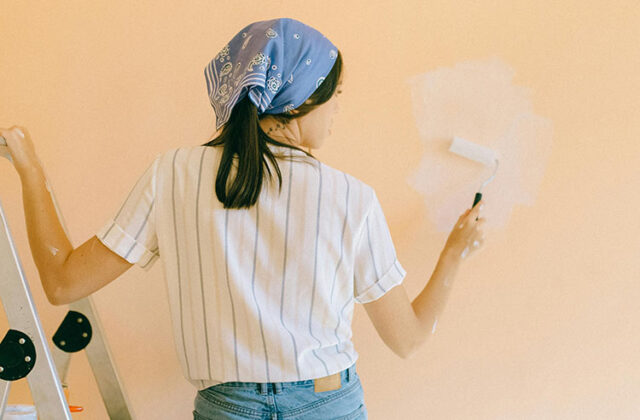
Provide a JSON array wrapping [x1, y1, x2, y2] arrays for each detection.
[[406, 56, 553, 232]]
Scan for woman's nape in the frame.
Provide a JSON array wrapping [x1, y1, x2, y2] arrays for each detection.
[[258, 77, 343, 151]]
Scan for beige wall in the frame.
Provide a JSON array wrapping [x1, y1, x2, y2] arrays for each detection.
[[1, 1, 639, 418]]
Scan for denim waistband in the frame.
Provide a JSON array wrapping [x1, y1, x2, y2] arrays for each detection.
[[205, 363, 357, 395]]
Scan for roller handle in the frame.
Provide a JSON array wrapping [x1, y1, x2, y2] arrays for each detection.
[[472, 192, 482, 207], [472, 192, 482, 221]]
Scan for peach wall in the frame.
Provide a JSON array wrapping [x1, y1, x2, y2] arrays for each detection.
[[1, 1, 639, 418]]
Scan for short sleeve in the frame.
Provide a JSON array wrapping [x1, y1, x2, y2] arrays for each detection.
[[353, 188, 407, 304], [96, 155, 161, 272]]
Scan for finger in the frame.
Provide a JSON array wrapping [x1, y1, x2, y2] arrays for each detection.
[[457, 211, 469, 227], [9, 125, 24, 137], [459, 201, 484, 228], [470, 201, 484, 221], [1, 128, 19, 140], [458, 210, 472, 226], [473, 232, 485, 245], [461, 206, 474, 219], [7, 125, 24, 135], [0, 131, 11, 144]]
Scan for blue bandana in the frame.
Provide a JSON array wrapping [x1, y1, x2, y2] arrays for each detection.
[[204, 18, 339, 131]]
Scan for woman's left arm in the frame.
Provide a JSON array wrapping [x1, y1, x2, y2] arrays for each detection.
[[19, 165, 134, 306], [17, 163, 75, 304], [3, 126, 133, 305]]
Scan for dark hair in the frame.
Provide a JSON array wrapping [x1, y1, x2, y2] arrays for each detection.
[[201, 51, 343, 209]]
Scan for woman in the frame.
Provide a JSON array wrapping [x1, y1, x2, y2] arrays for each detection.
[[1, 17, 485, 420]]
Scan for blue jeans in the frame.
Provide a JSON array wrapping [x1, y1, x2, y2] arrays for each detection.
[[193, 363, 367, 419]]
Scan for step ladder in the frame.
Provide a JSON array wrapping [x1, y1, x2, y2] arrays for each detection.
[[0, 135, 136, 419]]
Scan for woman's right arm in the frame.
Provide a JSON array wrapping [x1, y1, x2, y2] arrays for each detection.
[[362, 250, 464, 359], [362, 201, 485, 359], [409, 201, 485, 357]]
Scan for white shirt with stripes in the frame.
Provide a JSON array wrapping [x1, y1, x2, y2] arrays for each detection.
[[97, 144, 406, 390]]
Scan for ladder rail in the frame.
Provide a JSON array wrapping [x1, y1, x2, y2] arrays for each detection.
[[0, 199, 72, 419]]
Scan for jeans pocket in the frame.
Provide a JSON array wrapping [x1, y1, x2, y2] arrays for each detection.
[[287, 377, 366, 419], [194, 388, 263, 419]]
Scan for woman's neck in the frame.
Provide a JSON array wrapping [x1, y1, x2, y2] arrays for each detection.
[[258, 116, 304, 148]]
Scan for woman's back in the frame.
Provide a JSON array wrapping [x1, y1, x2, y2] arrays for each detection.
[[98, 143, 406, 390]]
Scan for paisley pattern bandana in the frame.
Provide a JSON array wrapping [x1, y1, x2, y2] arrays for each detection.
[[204, 18, 339, 131]]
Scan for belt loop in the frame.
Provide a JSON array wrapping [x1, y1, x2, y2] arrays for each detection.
[[259, 383, 268, 395], [273, 382, 282, 394], [348, 363, 355, 382]]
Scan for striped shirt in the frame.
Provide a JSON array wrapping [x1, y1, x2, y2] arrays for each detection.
[[97, 144, 406, 390]]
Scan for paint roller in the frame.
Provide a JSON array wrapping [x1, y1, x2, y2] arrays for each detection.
[[448, 136, 499, 217]]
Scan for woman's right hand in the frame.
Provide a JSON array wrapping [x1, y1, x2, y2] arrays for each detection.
[[443, 200, 486, 260]]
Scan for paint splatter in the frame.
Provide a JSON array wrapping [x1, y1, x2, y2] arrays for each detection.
[[406, 56, 553, 232], [431, 318, 438, 334], [48, 245, 59, 256], [460, 246, 469, 259]]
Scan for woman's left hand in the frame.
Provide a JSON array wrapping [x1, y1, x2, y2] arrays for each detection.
[[0, 125, 40, 174]]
